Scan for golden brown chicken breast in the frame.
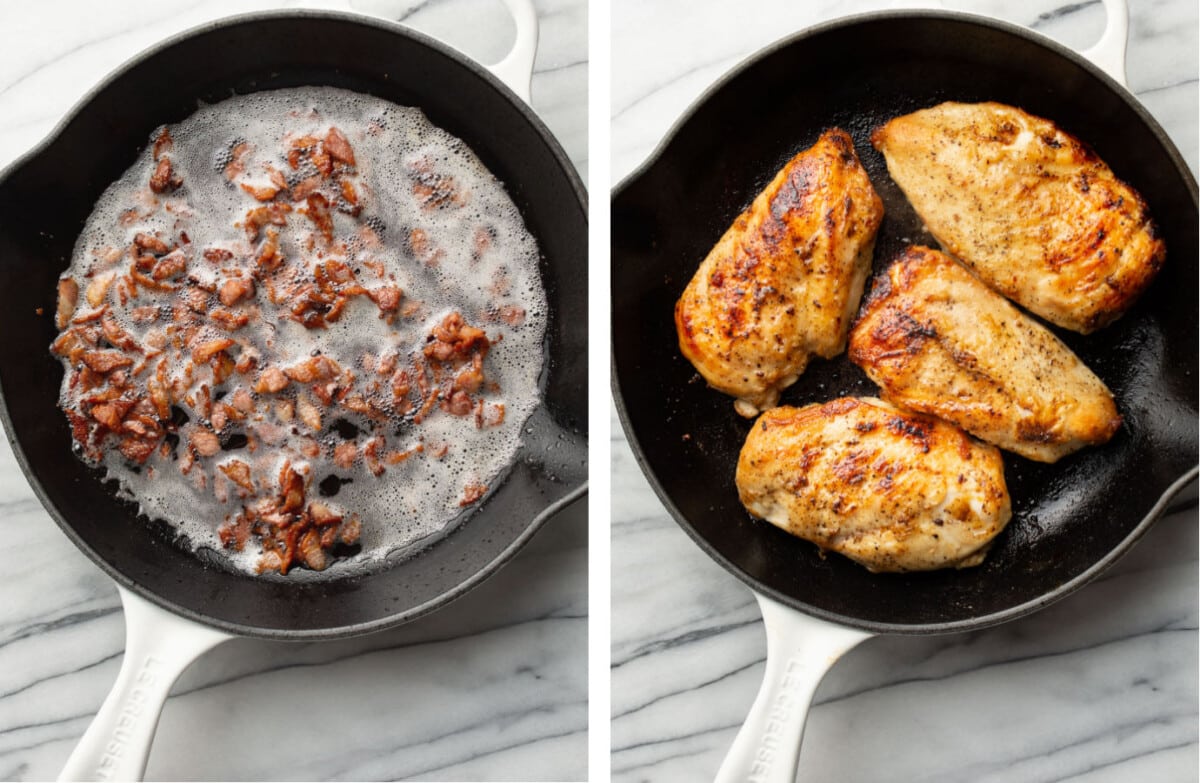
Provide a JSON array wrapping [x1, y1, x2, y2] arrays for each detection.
[[849, 246, 1122, 463], [676, 129, 884, 417], [736, 397, 1011, 573], [872, 101, 1165, 333]]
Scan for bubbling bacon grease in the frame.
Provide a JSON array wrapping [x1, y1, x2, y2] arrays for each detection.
[[52, 120, 514, 574]]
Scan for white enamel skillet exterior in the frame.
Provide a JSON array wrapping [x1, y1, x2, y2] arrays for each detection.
[[56, 1, 540, 779], [713, 1, 1133, 781]]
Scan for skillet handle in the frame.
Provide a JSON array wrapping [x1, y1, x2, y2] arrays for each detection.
[[1080, 0, 1130, 88], [714, 594, 871, 783], [58, 587, 232, 782], [487, 0, 540, 104]]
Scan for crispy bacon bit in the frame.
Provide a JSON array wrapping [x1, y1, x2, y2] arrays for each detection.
[[303, 193, 334, 242], [210, 309, 249, 331], [244, 203, 291, 241], [134, 232, 170, 255], [192, 338, 235, 364], [460, 482, 487, 506], [324, 127, 356, 166], [204, 247, 234, 264], [224, 141, 251, 181], [368, 285, 401, 313], [89, 401, 127, 429], [425, 312, 490, 362], [152, 128, 173, 160], [86, 271, 117, 308], [56, 279, 79, 329], [385, 444, 424, 465], [284, 355, 340, 383], [255, 366, 289, 394], [191, 429, 220, 457], [297, 394, 321, 431], [183, 287, 209, 314], [446, 390, 473, 416], [309, 500, 343, 526], [149, 157, 181, 194], [219, 276, 255, 307], [410, 160, 463, 210], [279, 462, 305, 512], [290, 175, 321, 202], [82, 350, 133, 373], [119, 436, 158, 464], [151, 250, 187, 280], [220, 459, 256, 493], [362, 437, 385, 477], [333, 441, 357, 469], [101, 314, 140, 352], [240, 182, 280, 202], [230, 388, 254, 413], [256, 228, 282, 270]]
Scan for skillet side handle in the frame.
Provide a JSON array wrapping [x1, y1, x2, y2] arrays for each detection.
[[58, 587, 232, 782], [488, 0, 540, 104], [1080, 0, 1130, 88], [714, 594, 871, 783]]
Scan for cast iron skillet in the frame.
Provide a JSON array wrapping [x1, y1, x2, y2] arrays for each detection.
[[0, 6, 586, 780], [612, 6, 1196, 781]]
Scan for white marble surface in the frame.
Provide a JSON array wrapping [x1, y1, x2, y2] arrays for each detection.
[[611, 1, 1198, 781], [0, 1, 587, 781]]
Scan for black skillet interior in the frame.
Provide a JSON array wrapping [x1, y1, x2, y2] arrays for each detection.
[[0, 12, 587, 638], [612, 12, 1198, 633]]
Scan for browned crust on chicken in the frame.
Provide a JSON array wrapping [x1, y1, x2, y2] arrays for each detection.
[[849, 245, 1122, 462], [872, 101, 1165, 333], [736, 397, 1011, 572], [675, 129, 884, 417]]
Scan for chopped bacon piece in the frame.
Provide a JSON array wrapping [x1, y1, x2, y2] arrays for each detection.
[[191, 429, 220, 457], [362, 437, 385, 477], [279, 462, 304, 512], [150, 250, 187, 280], [290, 175, 321, 201], [460, 482, 487, 506], [255, 366, 289, 393], [89, 401, 127, 430], [193, 338, 235, 363], [230, 388, 254, 413], [183, 287, 209, 314], [101, 313, 140, 352], [86, 271, 117, 308], [340, 515, 361, 544], [299, 529, 327, 571], [446, 390, 473, 417], [296, 394, 321, 431], [284, 355, 340, 383], [152, 128, 173, 160], [244, 203, 291, 241], [255, 228, 282, 270], [210, 309, 249, 331], [385, 444, 424, 465], [324, 127, 356, 166], [149, 157, 181, 193], [303, 193, 334, 242], [56, 279, 79, 329], [220, 459, 255, 493], [368, 285, 401, 313], [424, 312, 490, 362], [204, 247, 234, 264], [241, 182, 280, 202], [134, 232, 170, 255], [333, 441, 357, 469], [119, 437, 158, 464], [219, 277, 255, 307], [224, 141, 251, 181], [82, 350, 133, 373], [309, 500, 343, 526]]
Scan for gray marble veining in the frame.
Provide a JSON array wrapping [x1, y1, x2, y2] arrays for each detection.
[[0, 1, 587, 780], [610, 1, 1198, 781]]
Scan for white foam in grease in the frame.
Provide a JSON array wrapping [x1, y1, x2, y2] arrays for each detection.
[[59, 87, 546, 577]]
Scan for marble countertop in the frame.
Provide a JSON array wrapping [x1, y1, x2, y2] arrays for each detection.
[[611, 1, 1198, 781], [0, 1, 587, 781]]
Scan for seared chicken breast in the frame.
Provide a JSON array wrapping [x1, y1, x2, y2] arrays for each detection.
[[872, 101, 1165, 333], [676, 129, 884, 417], [849, 246, 1122, 462], [736, 397, 1011, 573]]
